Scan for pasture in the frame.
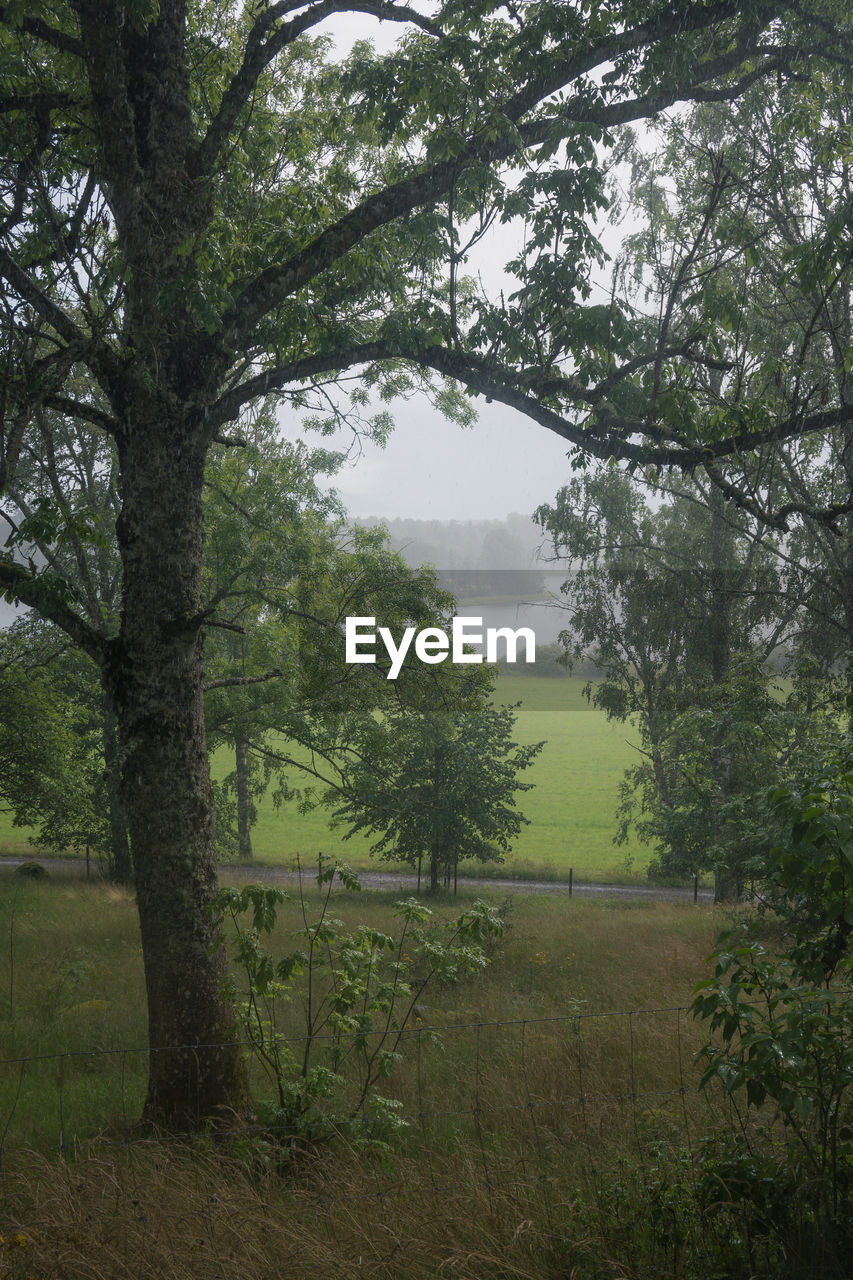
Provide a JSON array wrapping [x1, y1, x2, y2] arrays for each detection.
[[209, 671, 652, 882], [0, 673, 651, 883]]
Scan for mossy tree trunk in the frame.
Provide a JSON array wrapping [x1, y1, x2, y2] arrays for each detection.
[[106, 427, 246, 1126]]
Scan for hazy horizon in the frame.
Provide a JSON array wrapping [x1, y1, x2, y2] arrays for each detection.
[[282, 395, 575, 524]]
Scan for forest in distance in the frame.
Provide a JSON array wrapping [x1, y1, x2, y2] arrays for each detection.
[[1, 0, 853, 1276]]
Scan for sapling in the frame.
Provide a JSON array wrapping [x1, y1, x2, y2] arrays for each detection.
[[214, 862, 503, 1148]]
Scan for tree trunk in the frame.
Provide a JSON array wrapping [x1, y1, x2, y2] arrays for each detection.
[[839, 451, 853, 736], [107, 426, 246, 1127], [235, 738, 253, 860], [709, 487, 738, 904], [100, 690, 132, 884]]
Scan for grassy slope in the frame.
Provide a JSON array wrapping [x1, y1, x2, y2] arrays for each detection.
[[0, 672, 652, 881]]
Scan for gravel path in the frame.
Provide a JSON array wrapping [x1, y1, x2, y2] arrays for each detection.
[[0, 854, 713, 903]]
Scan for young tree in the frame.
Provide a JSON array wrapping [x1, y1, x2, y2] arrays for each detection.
[[330, 684, 542, 893], [0, 0, 843, 1124]]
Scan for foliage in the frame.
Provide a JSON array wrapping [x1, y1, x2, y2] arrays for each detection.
[[762, 746, 853, 972], [537, 467, 787, 892], [693, 928, 853, 1268], [0, 623, 114, 861], [213, 865, 503, 1149], [628, 662, 846, 892], [329, 684, 543, 891], [616, 74, 853, 663], [692, 756, 853, 1269]]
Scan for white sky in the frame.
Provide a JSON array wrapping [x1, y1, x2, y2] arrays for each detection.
[[285, 397, 577, 522]]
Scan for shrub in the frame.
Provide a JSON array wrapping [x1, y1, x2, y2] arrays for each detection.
[[691, 754, 853, 1276], [214, 862, 503, 1151]]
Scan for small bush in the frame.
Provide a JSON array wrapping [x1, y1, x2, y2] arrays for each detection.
[[13, 861, 46, 879], [214, 862, 503, 1152]]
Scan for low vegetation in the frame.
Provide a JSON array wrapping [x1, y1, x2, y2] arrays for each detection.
[[0, 673, 652, 883], [5, 872, 846, 1278]]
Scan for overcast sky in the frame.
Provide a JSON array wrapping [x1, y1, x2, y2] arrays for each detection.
[[282, 397, 577, 523]]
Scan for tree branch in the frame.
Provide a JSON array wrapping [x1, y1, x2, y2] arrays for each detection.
[[205, 342, 399, 428], [71, 1, 145, 250], [0, 249, 91, 350], [43, 395, 118, 435], [401, 344, 853, 469], [206, 333, 853, 470], [219, 36, 799, 351], [191, 0, 442, 180], [500, 0, 780, 123], [0, 92, 77, 116], [705, 462, 853, 534], [0, 9, 84, 58], [0, 561, 106, 664], [204, 669, 284, 692]]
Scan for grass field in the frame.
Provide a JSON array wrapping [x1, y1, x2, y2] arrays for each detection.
[[0, 875, 719, 1156], [205, 671, 651, 880], [0, 672, 654, 881], [0, 877, 794, 1280]]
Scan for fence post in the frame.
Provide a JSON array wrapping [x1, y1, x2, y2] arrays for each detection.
[[569, 867, 573, 898]]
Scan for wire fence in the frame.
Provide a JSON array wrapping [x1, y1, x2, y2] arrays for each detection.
[[0, 1001, 727, 1171]]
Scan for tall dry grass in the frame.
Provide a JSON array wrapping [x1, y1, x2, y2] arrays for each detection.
[[1, 1123, 736, 1280], [2, 877, 759, 1279]]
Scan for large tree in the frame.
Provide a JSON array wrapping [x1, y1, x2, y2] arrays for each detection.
[[609, 70, 853, 639], [0, 0, 846, 1124], [537, 467, 790, 896]]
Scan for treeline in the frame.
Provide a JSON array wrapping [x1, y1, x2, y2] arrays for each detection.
[[353, 514, 547, 598]]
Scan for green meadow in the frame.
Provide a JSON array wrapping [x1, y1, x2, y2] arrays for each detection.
[[0, 672, 653, 882], [210, 671, 652, 881]]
